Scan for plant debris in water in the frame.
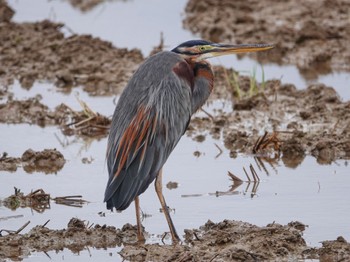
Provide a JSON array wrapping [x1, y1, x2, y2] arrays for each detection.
[[1, 188, 88, 212]]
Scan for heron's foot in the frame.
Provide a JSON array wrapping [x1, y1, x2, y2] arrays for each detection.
[[136, 227, 146, 243], [171, 234, 181, 245]]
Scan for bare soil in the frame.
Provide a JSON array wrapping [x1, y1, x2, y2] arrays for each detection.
[[1, 0, 350, 261], [188, 71, 350, 165], [184, 0, 350, 78], [0, 218, 349, 261], [0, 97, 111, 137], [0, 1, 143, 96]]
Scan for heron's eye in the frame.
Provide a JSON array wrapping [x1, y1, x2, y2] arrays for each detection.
[[199, 46, 207, 51]]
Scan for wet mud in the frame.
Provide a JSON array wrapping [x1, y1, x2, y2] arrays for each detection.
[[0, 1, 143, 95], [0, 218, 134, 260], [0, 97, 111, 137], [188, 70, 350, 165], [184, 0, 350, 77], [1, 218, 349, 261], [1, 0, 350, 261], [0, 149, 65, 173]]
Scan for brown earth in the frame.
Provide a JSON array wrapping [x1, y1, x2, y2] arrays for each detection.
[[0, 97, 111, 137], [188, 68, 350, 166], [1, 1, 350, 260], [0, 149, 65, 173], [184, 0, 350, 78], [0, 1, 143, 96], [0, 218, 349, 261]]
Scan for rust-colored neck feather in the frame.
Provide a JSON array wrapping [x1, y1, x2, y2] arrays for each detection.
[[172, 61, 195, 89], [192, 60, 214, 92]]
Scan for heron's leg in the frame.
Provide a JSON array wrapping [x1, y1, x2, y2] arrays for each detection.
[[134, 196, 145, 242], [155, 169, 180, 243]]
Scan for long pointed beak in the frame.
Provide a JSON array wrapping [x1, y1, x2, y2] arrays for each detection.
[[210, 43, 274, 57]]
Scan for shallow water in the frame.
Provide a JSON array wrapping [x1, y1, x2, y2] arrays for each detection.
[[1, 0, 350, 261]]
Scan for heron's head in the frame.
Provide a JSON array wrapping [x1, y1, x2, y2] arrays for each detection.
[[171, 40, 274, 62]]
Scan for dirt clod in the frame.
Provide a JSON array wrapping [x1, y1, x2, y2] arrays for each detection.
[[0, 149, 65, 174]]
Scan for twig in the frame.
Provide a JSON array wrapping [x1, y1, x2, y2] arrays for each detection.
[[161, 232, 168, 245], [42, 219, 50, 227], [254, 156, 269, 176], [43, 251, 52, 259], [214, 143, 223, 158], [253, 131, 268, 153], [54, 195, 83, 199], [74, 116, 95, 127], [249, 164, 260, 182], [210, 253, 220, 262], [89, 124, 110, 129], [75, 94, 97, 117], [15, 221, 30, 234], [193, 231, 201, 241], [200, 108, 214, 121], [0, 215, 24, 221], [227, 171, 243, 183], [181, 194, 203, 198], [243, 167, 251, 182]]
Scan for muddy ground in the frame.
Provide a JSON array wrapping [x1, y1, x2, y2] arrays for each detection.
[[0, 218, 349, 261], [188, 72, 350, 166], [184, 0, 350, 79], [0, 1, 143, 96], [1, 0, 350, 261], [0, 149, 65, 173]]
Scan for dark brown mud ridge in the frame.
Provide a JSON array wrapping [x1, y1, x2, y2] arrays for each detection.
[[0, 218, 349, 261], [184, 0, 350, 77], [188, 68, 350, 165], [0, 149, 65, 173], [0, 218, 134, 260], [0, 1, 143, 96]]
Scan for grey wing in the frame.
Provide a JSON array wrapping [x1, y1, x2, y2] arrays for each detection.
[[104, 52, 192, 211]]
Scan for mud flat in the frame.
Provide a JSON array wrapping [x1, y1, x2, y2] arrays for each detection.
[[0, 218, 349, 261], [0, 1, 143, 95], [1, 1, 350, 261], [184, 0, 350, 77], [188, 69, 350, 165]]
